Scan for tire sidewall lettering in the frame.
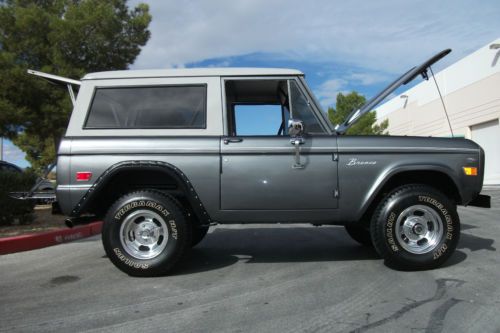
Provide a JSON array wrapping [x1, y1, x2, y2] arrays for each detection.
[[385, 211, 400, 252], [169, 220, 178, 239], [433, 243, 448, 260], [114, 200, 170, 220], [418, 195, 454, 241], [113, 247, 149, 269]]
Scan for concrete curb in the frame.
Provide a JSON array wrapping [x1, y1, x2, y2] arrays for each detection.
[[0, 221, 103, 255]]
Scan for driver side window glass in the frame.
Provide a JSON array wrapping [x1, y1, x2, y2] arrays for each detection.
[[289, 81, 325, 134]]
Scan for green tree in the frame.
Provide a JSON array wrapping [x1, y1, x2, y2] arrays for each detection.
[[328, 91, 389, 135], [0, 0, 151, 172]]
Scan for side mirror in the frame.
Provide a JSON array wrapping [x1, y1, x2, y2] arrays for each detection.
[[288, 119, 304, 137]]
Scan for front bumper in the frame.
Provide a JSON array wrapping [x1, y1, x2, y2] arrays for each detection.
[[467, 194, 491, 208]]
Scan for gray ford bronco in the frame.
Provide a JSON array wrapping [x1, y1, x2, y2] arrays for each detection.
[[29, 49, 490, 276]]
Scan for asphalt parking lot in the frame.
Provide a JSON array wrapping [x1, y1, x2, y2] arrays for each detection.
[[1, 189, 499, 333]]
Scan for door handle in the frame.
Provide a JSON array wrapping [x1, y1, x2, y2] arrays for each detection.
[[290, 136, 305, 169], [223, 138, 243, 144]]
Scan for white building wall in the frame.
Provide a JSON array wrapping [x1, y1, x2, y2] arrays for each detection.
[[377, 39, 500, 184]]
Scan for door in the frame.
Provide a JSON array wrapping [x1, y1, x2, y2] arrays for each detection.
[[220, 78, 338, 210]]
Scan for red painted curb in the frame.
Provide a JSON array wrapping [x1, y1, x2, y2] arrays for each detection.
[[0, 221, 103, 255]]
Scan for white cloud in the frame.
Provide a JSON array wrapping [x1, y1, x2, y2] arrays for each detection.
[[130, 0, 500, 73], [315, 78, 348, 107], [347, 73, 388, 86]]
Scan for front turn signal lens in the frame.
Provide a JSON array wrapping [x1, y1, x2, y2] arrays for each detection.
[[463, 167, 478, 176]]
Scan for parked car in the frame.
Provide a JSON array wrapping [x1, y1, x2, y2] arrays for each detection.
[[29, 49, 490, 276], [0, 160, 23, 173], [2, 160, 55, 203]]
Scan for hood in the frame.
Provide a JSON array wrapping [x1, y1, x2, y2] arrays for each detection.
[[335, 49, 451, 134]]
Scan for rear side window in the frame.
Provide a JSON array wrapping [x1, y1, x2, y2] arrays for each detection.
[[85, 85, 207, 129]]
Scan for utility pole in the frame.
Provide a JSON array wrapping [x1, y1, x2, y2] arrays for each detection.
[[0, 137, 3, 161]]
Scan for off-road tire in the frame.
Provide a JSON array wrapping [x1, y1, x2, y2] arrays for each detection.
[[191, 225, 209, 247], [371, 184, 460, 270], [344, 224, 373, 247], [102, 190, 192, 277]]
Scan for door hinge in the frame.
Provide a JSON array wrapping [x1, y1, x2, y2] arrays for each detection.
[[334, 189, 339, 198]]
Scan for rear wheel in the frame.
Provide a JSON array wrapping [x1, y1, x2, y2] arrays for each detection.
[[102, 190, 191, 276], [371, 184, 460, 270]]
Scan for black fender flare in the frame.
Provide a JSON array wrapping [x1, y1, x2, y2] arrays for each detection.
[[71, 160, 212, 224]]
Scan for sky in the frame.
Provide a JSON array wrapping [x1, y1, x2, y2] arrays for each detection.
[[129, 0, 500, 106], [1, 139, 28, 168], [3, 0, 500, 167]]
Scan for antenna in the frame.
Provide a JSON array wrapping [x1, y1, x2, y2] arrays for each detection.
[[429, 66, 454, 137]]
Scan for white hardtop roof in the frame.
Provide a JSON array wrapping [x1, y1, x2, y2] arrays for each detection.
[[83, 67, 304, 80]]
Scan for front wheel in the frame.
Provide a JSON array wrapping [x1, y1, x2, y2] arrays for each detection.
[[371, 185, 460, 270], [102, 190, 192, 276]]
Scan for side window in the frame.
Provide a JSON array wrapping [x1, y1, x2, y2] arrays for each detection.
[[85, 85, 207, 129], [225, 79, 325, 136], [225, 80, 290, 136], [289, 81, 325, 134]]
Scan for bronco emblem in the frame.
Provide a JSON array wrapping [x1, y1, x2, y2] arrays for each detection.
[[347, 158, 377, 166]]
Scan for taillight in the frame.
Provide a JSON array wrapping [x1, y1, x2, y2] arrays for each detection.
[[76, 171, 92, 181]]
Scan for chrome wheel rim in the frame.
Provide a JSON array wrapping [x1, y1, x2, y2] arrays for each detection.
[[395, 205, 443, 254], [119, 209, 169, 260]]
